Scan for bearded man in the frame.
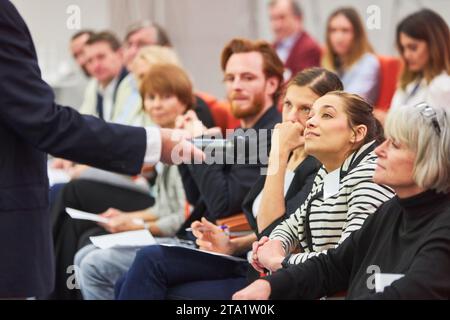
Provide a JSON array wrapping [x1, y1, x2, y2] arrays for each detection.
[[175, 38, 283, 238]]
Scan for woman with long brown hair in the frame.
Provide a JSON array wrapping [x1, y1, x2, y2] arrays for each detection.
[[322, 7, 380, 104], [390, 9, 450, 110]]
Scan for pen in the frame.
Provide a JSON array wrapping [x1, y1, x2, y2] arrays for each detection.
[[185, 224, 229, 235]]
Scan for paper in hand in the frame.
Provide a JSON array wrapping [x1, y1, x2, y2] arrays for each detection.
[[65, 207, 110, 224], [89, 230, 156, 249]]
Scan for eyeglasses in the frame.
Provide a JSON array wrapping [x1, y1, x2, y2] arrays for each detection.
[[414, 103, 442, 136]]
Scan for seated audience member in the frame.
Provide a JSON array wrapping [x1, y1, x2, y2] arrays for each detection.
[[376, 9, 450, 123], [49, 31, 127, 206], [70, 29, 94, 77], [269, 0, 321, 80], [75, 38, 288, 300], [248, 92, 393, 274], [322, 7, 380, 104], [113, 21, 174, 126], [94, 67, 337, 300], [52, 25, 173, 170], [78, 31, 128, 121], [243, 68, 341, 240], [234, 102, 450, 300], [49, 64, 200, 300], [114, 90, 395, 300], [174, 38, 283, 239], [130, 46, 215, 128]]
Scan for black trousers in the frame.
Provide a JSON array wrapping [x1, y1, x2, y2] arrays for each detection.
[[49, 179, 154, 300]]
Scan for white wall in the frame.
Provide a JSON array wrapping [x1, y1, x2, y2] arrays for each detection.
[[11, 0, 110, 107]]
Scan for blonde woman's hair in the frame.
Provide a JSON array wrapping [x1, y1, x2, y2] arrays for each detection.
[[130, 45, 180, 75], [322, 7, 374, 72], [384, 103, 450, 193]]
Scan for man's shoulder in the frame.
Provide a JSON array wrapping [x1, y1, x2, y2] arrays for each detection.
[[293, 32, 321, 53]]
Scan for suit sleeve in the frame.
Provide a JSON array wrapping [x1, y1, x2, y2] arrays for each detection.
[[0, 0, 146, 175]]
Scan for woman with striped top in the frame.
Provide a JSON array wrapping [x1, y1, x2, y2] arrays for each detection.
[[235, 103, 450, 300], [251, 91, 395, 274]]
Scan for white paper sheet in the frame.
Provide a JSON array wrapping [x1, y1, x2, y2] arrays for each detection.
[[160, 244, 247, 262], [65, 207, 110, 224], [375, 273, 405, 293], [89, 230, 156, 249]]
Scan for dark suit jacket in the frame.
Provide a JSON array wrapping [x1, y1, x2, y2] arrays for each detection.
[[278, 32, 322, 79], [177, 106, 281, 238], [0, 0, 146, 297]]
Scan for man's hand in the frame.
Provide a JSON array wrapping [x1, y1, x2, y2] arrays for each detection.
[[175, 110, 207, 138], [191, 217, 234, 255], [175, 111, 222, 138], [232, 279, 271, 300], [159, 128, 205, 165], [51, 158, 74, 170], [67, 164, 89, 179]]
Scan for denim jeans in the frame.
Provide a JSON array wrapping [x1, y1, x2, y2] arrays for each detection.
[[115, 245, 249, 300], [74, 244, 140, 300], [74, 237, 194, 300]]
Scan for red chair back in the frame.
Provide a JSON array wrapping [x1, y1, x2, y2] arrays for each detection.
[[375, 55, 402, 111]]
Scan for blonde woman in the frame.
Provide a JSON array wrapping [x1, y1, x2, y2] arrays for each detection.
[[114, 45, 181, 126]]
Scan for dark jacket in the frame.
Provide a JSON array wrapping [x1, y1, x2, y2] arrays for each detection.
[[242, 155, 320, 239], [275, 32, 322, 79], [0, 0, 146, 297], [177, 106, 281, 238], [267, 190, 450, 300]]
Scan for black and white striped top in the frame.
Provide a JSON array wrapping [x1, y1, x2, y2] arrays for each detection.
[[270, 141, 395, 265]]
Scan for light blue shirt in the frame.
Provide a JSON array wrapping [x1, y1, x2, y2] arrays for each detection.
[[340, 53, 380, 105], [275, 32, 301, 64]]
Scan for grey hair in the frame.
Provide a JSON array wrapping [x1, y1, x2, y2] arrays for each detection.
[[385, 104, 450, 193], [125, 20, 172, 46], [268, 0, 303, 18]]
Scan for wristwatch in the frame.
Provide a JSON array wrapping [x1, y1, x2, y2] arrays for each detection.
[[281, 254, 292, 269]]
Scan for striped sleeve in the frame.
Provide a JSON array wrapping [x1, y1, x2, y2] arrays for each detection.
[[286, 157, 394, 265], [269, 169, 324, 254], [269, 206, 303, 254]]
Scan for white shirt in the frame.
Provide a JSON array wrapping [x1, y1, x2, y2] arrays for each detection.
[[97, 78, 118, 122], [390, 72, 450, 109], [252, 170, 296, 218], [143, 127, 162, 165], [275, 33, 299, 64], [276, 33, 301, 81]]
